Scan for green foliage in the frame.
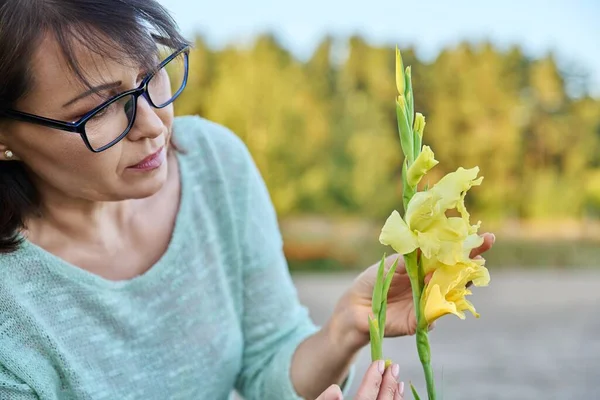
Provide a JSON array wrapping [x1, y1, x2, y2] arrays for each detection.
[[369, 254, 398, 363], [410, 382, 423, 400], [173, 35, 600, 222]]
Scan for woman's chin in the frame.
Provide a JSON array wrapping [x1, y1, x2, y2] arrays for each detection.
[[122, 165, 170, 199]]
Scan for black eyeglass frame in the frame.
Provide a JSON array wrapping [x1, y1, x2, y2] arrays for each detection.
[[0, 45, 190, 153]]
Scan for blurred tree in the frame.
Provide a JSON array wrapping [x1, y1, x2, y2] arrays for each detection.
[[171, 34, 600, 224]]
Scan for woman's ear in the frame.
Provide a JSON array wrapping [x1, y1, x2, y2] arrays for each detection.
[[0, 143, 19, 161], [0, 124, 22, 161]]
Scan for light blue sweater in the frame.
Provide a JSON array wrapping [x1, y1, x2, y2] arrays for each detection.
[[0, 116, 353, 400]]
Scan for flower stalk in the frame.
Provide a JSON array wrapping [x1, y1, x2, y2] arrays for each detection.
[[394, 48, 435, 398], [371, 45, 490, 400]]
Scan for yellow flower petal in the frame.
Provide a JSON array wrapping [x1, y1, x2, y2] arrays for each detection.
[[405, 191, 437, 232], [431, 167, 483, 212], [416, 231, 440, 260], [415, 216, 470, 265], [401, 167, 483, 265], [423, 284, 463, 323], [453, 294, 479, 318], [434, 217, 471, 264], [406, 145, 439, 187], [379, 210, 419, 255], [470, 262, 491, 287], [421, 255, 438, 275], [456, 191, 482, 234], [422, 260, 490, 324], [463, 233, 484, 259]]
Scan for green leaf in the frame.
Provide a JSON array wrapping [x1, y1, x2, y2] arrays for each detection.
[[410, 382, 422, 400], [378, 257, 398, 340], [371, 253, 386, 316], [413, 127, 422, 163], [382, 257, 399, 297], [405, 66, 414, 129], [378, 298, 387, 341], [402, 160, 416, 212], [368, 315, 382, 361], [396, 101, 414, 164]]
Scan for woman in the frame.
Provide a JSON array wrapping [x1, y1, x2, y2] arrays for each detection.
[[0, 1, 494, 399]]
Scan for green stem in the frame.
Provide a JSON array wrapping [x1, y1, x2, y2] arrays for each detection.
[[416, 329, 436, 399], [404, 252, 437, 400]]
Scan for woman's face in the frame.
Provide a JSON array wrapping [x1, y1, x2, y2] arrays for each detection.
[[0, 33, 175, 203]]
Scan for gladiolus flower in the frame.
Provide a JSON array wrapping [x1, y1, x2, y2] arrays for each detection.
[[379, 164, 483, 266], [422, 258, 490, 324]]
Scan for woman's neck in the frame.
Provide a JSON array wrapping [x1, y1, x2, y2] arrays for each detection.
[[25, 192, 139, 252], [22, 152, 180, 262]]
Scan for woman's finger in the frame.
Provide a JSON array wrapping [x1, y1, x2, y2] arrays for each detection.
[[314, 384, 343, 400], [469, 233, 495, 259], [354, 360, 385, 400], [376, 363, 401, 400], [424, 272, 433, 284], [395, 381, 405, 400]]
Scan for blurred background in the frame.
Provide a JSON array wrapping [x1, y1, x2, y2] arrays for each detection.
[[159, 0, 599, 398]]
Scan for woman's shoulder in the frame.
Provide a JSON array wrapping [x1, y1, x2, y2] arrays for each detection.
[[171, 115, 261, 203], [172, 115, 251, 165]]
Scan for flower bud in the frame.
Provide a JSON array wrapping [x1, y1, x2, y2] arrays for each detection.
[[407, 145, 439, 187], [396, 46, 405, 95], [414, 113, 426, 138], [397, 94, 407, 113]]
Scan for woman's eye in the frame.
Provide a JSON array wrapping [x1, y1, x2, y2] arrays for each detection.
[[88, 107, 109, 121], [70, 112, 89, 122], [69, 103, 104, 121]]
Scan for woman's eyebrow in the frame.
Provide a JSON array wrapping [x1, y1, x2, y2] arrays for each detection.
[[62, 81, 122, 108]]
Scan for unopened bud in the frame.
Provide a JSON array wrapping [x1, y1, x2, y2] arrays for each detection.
[[395, 46, 405, 95], [414, 113, 426, 138]]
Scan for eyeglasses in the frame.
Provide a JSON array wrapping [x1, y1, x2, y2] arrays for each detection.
[[0, 46, 189, 153]]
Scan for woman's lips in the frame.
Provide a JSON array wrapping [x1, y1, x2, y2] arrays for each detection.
[[128, 146, 166, 171]]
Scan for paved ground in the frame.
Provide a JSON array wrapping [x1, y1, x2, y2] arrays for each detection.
[[290, 269, 600, 400]]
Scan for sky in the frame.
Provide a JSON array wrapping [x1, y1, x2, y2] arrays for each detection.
[[158, 0, 600, 96]]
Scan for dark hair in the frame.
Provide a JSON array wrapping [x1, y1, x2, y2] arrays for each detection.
[[0, 0, 190, 253]]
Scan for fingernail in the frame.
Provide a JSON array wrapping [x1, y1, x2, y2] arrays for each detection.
[[490, 233, 496, 243], [391, 363, 400, 379], [377, 360, 385, 374], [399, 381, 405, 395]]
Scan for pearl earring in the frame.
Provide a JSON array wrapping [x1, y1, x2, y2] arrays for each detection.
[[4, 150, 14, 159]]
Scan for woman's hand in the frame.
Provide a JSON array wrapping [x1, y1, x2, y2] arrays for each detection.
[[315, 361, 404, 400], [329, 233, 495, 351]]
